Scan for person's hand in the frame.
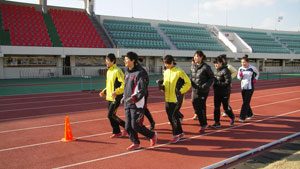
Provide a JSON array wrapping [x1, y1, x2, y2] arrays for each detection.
[[112, 92, 117, 99], [239, 71, 243, 77], [125, 97, 134, 104], [253, 79, 257, 84], [176, 90, 182, 97], [99, 91, 105, 97]]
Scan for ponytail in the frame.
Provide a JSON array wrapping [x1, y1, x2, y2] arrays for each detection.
[[195, 50, 207, 61]]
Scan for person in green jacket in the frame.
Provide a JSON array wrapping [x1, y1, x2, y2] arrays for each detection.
[[99, 53, 126, 138], [160, 55, 191, 144]]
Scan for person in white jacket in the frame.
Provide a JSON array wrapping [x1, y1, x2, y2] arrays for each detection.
[[237, 55, 259, 122]]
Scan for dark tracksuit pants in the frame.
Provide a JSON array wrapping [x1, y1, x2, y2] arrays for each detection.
[[125, 108, 155, 145], [240, 89, 254, 120], [144, 94, 154, 124], [107, 95, 125, 134], [165, 101, 183, 136], [192, 92, 209, 127], [214, 92, 235, 123]]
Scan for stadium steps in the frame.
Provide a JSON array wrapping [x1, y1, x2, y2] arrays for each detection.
[[104, 19, 170, 49], [87, 14, 113, 48], [42, 13, 62, 47], [0, 7, 11, 45], [207, 26, 231, 52], [159, 23, 226, 51], [154, 25, 177, 50], [269, 33, 293, 54]]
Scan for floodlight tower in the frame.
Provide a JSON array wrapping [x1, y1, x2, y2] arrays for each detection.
[[84, 0, 95, 15], [39, 0, 48, 13]]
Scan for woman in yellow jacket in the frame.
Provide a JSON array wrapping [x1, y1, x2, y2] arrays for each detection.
[[99, 53, 126, 138], [160, 55, 191, 144]]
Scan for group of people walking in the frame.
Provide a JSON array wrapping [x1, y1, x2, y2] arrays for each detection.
[[99, 50, 259, 151]]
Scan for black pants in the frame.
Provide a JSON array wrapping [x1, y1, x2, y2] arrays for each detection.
[[214, 92, 235, 123], [125, 108, 155, 145], [107, 95, 125, 134], [192, 92, 209, 127], [240, 89, 254, 120], [144, 94, 154, 124], [165, 102, 183, 136]]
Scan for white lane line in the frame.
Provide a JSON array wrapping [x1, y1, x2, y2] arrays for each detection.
[[52, 109, 300, 169], [0, 97, 299, 152], [1, 90, 299, 133]]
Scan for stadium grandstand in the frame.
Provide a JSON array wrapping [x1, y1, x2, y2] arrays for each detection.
[[0, 0, 299, 79]]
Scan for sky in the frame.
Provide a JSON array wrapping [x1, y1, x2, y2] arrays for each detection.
[[6, 0, 300, 32]]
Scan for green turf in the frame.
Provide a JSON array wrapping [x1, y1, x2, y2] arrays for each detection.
[[0, 73, 299, 96]]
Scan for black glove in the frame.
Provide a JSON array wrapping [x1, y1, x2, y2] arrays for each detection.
[[176, 90, 182, 97], [156, 79, 163, 84], [156, 79, 165, 91]]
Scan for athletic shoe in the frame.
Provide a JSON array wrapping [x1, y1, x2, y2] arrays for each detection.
[[150, 122, 155, 131], [211, 123, 221, 128], [199, 125, 208, 133], [122, 129, 127, 137], [192, 114, 198, 120], [230, 118, 235, 126], [150, 132, 158, 146], [110, 133, 122, 138], [222, 112, 227, 117], [169, 134, 181, 144], [239, 119, 246, 123], [178, 133, 185, 139], [127, 144, 141, 151], [247, 115, 254, 120]]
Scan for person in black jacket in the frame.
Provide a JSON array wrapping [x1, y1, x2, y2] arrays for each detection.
[[212, 57, 235, 128], [191, 50, 214, 133], [123, 52, 157, 151], [138, 64, 155, 130]]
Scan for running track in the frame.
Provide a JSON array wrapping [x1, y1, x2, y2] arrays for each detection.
[[0, 78, 299, 169]]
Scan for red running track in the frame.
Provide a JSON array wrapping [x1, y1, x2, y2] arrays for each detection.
[[0, 78, 300, 169]]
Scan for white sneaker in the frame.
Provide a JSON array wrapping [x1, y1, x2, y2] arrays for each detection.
[[222, 112, 227, 117], [247, 115, 254, 120]]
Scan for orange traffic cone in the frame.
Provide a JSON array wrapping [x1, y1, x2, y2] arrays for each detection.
[[61, 116, 75, 142]]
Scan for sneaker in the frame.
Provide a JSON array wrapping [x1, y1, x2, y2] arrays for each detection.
[[239, 119, 246, 123], [169, 134, 181, 144], [247, 115, 254, 120], [150, 122, 155, 131], [178, 133, 185, 139], [150, 132, 158, 146], [211, 123, 221, 128], [122, 129, 127, 137], [200, 125, 208, 133], [222, 112, 227, 117], [230, 118, 235, 126], [127, 144, 141, 151], [110, 133, 122, 138], [192, 114, 198, 120]]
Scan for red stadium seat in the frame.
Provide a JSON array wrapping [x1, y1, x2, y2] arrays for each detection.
[[49, 8, 105, 48], [1, 4, 52, 47]]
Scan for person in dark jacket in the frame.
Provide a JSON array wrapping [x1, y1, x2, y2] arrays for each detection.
[[212, 57, 235, 128], [123, 52, 157, 151], [191, 50, 214, 133], [138, 64, 155, 130]]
